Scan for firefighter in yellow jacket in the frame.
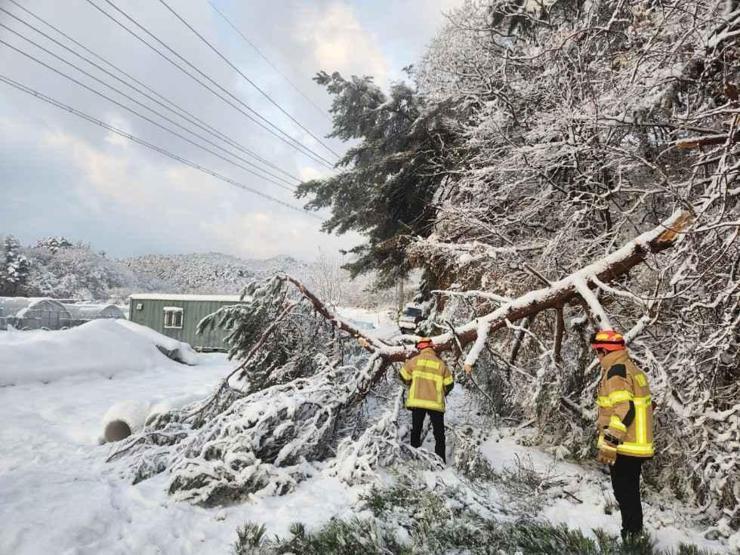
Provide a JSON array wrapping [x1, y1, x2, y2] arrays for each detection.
[[399, 337, 454, 462], [591, 330, 654, 541]]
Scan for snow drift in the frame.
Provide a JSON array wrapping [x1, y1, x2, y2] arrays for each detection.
[[0, 319, 198, 386]]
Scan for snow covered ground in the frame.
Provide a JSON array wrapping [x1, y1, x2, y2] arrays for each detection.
[[0, 334, 355, 554], [479, 432, 733, 553], [0, 322, 733, 554]]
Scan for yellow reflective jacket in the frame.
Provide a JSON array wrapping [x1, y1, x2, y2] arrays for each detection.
[[399, 348, 454, 412], [596, 350, 654, 458]]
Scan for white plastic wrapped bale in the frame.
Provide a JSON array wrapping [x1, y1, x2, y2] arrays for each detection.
[[101, 400, 151, 442]]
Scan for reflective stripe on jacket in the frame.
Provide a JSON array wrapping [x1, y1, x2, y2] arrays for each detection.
[[596, 350, 654, 458], [400, 348, 453, 412]]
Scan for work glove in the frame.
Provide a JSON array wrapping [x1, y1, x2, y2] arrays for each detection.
[[596, 444, 618, 465], [596, 433, 619, 465]]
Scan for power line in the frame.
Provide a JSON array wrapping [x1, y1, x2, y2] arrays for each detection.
[[0, 73, 320, 218], [0, 37, 296, 191], [5, 0, 300, 184], [0, 13, 298, 189], [208, 2, 331, 123], [0, 18, 297, 190], [158, 0, 338, 159], [89, 0, 329, 167], [83, 0, 334, 168]]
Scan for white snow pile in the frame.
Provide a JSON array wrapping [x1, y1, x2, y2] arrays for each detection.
[[0, 319, 198, 386]]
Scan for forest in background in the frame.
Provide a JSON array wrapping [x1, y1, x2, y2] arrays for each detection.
[[0, 234, 400, 307]]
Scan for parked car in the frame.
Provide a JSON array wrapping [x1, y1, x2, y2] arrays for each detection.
[[398, 303, 427, 333]]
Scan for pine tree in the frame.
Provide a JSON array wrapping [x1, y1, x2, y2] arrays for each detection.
[[296, 71, 468, 287], [0, 235, 30, 296], [34, 236, 73, 254]]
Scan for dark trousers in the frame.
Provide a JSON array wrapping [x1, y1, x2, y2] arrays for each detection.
[[609, 455, 644, 538], [410, 408, 446, 462]]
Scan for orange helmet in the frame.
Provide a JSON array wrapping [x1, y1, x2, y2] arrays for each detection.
[[590, 330, 626, 352], [416, 337, 433, 350]]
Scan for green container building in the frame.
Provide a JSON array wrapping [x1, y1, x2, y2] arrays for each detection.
[[128, 294, 244, 352]]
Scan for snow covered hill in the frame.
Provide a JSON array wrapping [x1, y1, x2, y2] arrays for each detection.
[[2, 235, 314, 301], [120, 252, 310, 295]]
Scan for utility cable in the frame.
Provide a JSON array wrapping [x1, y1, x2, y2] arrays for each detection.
[[0, 37, 295, 191], [0, 20, 298, 189], [208, 1, 330, 122], [0, 73, 321, 218], [158, 0, 338, 158], [84, 0, 334, 168], [4, 0, 299, 184]]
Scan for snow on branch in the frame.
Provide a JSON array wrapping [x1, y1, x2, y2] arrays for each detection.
[[282, 211, 692, 368], [432, 289, 511, 303], [411, 237, 547, 264], [386, 211, 691, 367], [572, 276, 612, 330], [279, 274, 402, 357]]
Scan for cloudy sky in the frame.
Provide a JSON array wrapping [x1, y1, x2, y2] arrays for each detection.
[[0, 0, 460, 261]]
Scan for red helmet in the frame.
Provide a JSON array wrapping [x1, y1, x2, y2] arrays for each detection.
[[590, 330, 626, 352], [416, 337, 433, 350]]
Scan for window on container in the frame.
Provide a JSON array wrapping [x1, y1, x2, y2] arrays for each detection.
[[163, 307, 183, 329]]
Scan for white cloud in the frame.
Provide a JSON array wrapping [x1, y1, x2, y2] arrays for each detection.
[[32, 124, 356, 260], [0, 0, 457, 261], [295, 2, 389, 84], [298, 166, 330, 182], [41, 130, 151, 208]]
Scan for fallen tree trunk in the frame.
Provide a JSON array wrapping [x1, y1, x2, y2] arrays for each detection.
[[287, 210, 693, 367], [110, 210, 694, 508]]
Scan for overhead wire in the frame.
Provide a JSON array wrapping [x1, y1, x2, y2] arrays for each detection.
[[0, 36, 297, 191], [0, 16, 298, 189], [208, 1, 331, 123], [4, 0, 300, 184], [83, 0, 335, 168], [158, 0, 338, 158], [0, 73, 321, 218]]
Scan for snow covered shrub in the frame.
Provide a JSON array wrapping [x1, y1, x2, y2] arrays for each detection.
[[235, 478, 718, 554], [451, 424, 496, 481], [233, 523, 267, 554]]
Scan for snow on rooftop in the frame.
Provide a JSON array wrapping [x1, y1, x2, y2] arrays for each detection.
[[128, 293, 245, 302]]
